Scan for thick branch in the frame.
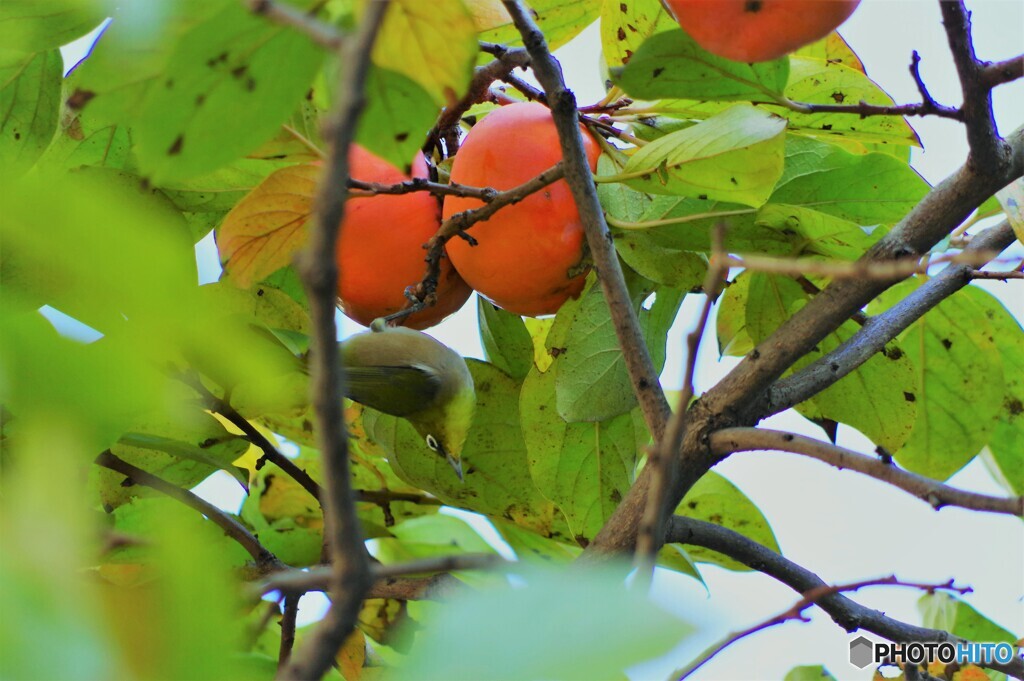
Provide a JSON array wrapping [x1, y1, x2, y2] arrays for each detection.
[[667, 517, 1024, 679], [282, 4, 389, 679], [763, 221, 1016, 417], [710, 428, 1023, 515], [95, 451, 281, 570], [939, 1, 1011, 170], [588, 125, 1024, 556], [501, 0, 671, 440], [980, 54, 1024, 88], [278, 596, 299, 670]]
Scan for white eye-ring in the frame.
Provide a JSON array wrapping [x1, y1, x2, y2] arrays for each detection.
[[425, 434, 440, 452]]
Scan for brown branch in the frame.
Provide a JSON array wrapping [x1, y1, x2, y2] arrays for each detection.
[[501, 0, 672, 441], [939, 1, 1012, 170], [980, 53, 1024, 88], [281, 3, 389, 679], [382, 162, 565, 325], [710, 428, 1024, 516], [666, 517, 1024, 679], [243, 0, 342, 50], [673, 576, 971, 681], [763, 220, 1016, 418], [94, 450, 282, 570], [424, 47, 531, 157], [635, 225, 728, 576], [278, 595, 299, 671], [347, 177, 500, 202], [180, 373, 325, 503], [587, 122, 1024, 556]]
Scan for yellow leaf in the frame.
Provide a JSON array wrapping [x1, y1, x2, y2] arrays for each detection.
[[337, 629, 367, 681]]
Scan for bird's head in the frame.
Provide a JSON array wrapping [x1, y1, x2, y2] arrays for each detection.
[[413, 381, 475, 481]]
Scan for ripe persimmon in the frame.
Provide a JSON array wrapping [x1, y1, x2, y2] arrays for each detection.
[[666, 0, 861, 63], [444, 102, 600, 316], [337, 146, 471, 330]]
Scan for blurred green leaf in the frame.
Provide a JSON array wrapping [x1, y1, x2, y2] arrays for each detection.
[[616, 29, 789, 102], [677, 471, 780, 571], [0, 48, 62, 177], [621, 104, 787, 207], [755, 203, 885, 261], [391, 563, 693, 681], [36, 99, 131, 171], [716, 273, 754, 358], [0, 0, 108, 53], [478, 297, 534, 380], [241, 451, 324, 567], [784, 665, 837, 681], [918, 593, 1016, 644], [870, 278, 1004, 479], [133, 2, 324, 181], [372, 0, 478, 107]]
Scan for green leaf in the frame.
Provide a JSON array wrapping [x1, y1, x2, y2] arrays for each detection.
[[478, 297, 534, 380], [473, 0, 602, 52], [373, 0, 478, 106], [521, 365, 647, 540], [36, 99, 131, 171], [716, 273, 754, 358], [134, 2, 325, 181], [392, 563, 693, 681], [0, 0, 107, 53], [361, 360, 559, 538], [771, 136, 930, 224], [755, 203, 885, 260], [159, 158, 293, 215], [620, 104, 787, 207], [357, 66, 438, 171], [616, 29, 789, 102], [599, 0, 677, 69], [0, 49, 62, 177], [870, 278, 1004, 479], [784, 665, 837, 681], [918, 593, 1017, 644], [554, 281, 683, 422], [676, 471, 780, 571], [492, 519, 582, 564], [952, 286, 1023, 494], [784, 57, 920, 148], [746, 272, 918, 452]]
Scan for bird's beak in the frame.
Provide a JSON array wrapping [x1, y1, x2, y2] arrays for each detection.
[[440, 444, 464, 482]]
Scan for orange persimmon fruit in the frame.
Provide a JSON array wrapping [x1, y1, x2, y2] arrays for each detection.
[[336, 146, 471, 329], [666, 0, 862, 63], [444, 102, 600, 316]]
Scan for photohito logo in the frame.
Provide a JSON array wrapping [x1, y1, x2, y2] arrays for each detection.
[[848, 636, 1019, 669]]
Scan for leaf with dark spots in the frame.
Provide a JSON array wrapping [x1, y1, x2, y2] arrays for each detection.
[[904, 392, 916, 402], [652, 67, 664, 78], [617, 27, 626, 41], [941, 338, 953, 350], [168, 135, 184, 155], [830, 90, 846, 103]]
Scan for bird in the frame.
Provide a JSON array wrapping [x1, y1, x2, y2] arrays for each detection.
[[341, 325, 475, 481]]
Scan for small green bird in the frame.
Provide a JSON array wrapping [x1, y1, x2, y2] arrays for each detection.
[[341, 326, 475, 481]]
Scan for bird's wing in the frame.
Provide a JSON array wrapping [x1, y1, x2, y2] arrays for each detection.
[[345, 365, 442, 417]]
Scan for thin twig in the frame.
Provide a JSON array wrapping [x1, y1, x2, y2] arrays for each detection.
[[724, 249, 1011, 280], [281, 3, 389, 679], [672, 576, 971, 681], [384, 162, 566, 325], [635, 225, 728, 577], [969, 267, 1023, 280], [94, 450, 282, 570], [501, 0, 672, 441], [666, 517, 1024, 679], [278, 595, 299, 671], [710, 428, 1023, 515], [243, 0, 342, 50], [348, 177, 500, 202]]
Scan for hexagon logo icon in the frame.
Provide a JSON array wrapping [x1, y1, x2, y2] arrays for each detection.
[[849, 636, 874, 668]]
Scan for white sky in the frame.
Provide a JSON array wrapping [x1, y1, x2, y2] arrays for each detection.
[[61, 1, 1023, 679]]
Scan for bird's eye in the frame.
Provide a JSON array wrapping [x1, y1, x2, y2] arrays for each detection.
[[425, 434, 440, 452]]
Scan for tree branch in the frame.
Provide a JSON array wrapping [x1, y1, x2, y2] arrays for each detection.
[[348, 176, 500, 202], [710, 428, 1023, 515], [762, 220, 1016, 417], [980, 53, 1024, 89], [281, 3, 389, 678], [243, 0, 342, 51], [278, 595, 299, 671], [94, 450, 282, 570], [667, 517, 1024, 679], [939, 0, 1012, 171], [673, 575, 971, 681], [501, 0, 672, 440]]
